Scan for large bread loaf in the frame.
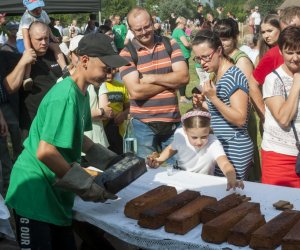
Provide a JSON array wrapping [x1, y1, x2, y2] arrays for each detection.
[[250, 210, 300, 249], [202, 202, 261, 244], [227, 212, 266, 246], [138, 190, 200, 229], [281, 217, 300, 250], [165, 195, 217, 235], [124, 185, 177, 220], [201, 193, 247, 223]]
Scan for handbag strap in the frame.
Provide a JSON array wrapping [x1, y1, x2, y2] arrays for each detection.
[[272, 70, 300, 151]]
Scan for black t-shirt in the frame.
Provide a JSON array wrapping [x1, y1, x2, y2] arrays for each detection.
[[20, 50, 62, 130], [0, 51, 21, 103], [0, 51, 21, 81], [195, 13, 204, 26], [169, 16, 177, 33]]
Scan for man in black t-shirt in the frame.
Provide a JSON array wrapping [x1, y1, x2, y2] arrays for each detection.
[[169, 13, 177, 33], [3, 21, 62, 139], [195, 4, 204, 26]]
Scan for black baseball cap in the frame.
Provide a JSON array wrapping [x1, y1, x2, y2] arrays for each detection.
[[77, 33, 128, 68]]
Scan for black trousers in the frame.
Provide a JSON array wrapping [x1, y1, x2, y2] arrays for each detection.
[[14, 211, 76, 250], [104, 120, 123, 155]]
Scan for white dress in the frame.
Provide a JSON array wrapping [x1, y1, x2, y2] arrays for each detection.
[[171, 128, 225, 174]]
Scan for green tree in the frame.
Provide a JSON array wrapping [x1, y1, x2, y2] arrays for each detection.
[[50, 13, 89, 27], [214, 0, 249, 22], [143, 0, 161, 11], [248, 0, 283, 16], [101, 0, 136, 19], [157, 0, 197, 21], [214, 0, 284, 22]]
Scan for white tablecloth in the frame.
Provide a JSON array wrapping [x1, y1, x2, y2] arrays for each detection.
[[0, 194, 15, 240], [73, 168, 300, 250]]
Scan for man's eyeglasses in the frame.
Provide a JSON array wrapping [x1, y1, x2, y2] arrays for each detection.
[[193, 50, 216, 63], [131, 23, 152, 34]]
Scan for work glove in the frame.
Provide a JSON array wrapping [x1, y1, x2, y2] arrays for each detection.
[[54, 163, 118, 202], [85, 143, 118, 171]]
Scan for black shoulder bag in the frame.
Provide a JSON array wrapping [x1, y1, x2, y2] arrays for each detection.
[[273, 70, 300, 176]]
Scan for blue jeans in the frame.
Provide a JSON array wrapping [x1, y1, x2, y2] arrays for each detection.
[[132, 118, 180, 164], [16, 39, 25, 53]]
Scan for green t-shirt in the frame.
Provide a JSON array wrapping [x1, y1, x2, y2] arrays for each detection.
[[113, 24, 127, 50], [172, 28, 191, 59], [5, 77, 92, 226]]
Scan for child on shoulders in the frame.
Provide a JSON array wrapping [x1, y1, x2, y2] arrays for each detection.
[[16, 0, 67, 90]]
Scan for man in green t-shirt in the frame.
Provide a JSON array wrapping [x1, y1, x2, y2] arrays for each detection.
[[5, 32, 128, 249], [112, 15, 127, 52]]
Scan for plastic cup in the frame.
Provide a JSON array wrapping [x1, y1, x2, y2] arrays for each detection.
[[166, 164, 173, 176]]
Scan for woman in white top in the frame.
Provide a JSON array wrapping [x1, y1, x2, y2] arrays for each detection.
[[262, 26, 300, 188]]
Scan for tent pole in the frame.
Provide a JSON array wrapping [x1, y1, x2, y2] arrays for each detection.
[[99, 11, 102, 24], [99, 0, 102, 25]]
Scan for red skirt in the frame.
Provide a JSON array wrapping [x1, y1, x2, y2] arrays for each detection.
[[261, 149, 300, 188]]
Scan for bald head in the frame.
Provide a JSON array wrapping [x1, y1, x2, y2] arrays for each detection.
[[28, 21, 49, 56], [126, 7, 154, 47], [29, 21, 49, 36], [127, 7, 151, 28]]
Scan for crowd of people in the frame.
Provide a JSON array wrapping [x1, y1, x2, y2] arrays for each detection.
[[0, 0, 300, 248]]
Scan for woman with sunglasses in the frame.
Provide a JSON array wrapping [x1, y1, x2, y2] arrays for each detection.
[[192, 29, 253, 180]]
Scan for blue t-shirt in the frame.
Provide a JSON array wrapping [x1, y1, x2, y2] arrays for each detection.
[[207, 66, 253, 180]]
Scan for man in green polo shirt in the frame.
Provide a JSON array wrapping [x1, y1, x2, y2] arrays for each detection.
[[5, 32, 128, 249], [112, 15, 127, 52]]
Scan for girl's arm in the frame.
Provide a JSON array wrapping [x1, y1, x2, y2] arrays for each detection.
[[22, 28, 32, 50], [216, 155, 244, 191], [203, 81, 248, 127], [146, 145, 177, 168]]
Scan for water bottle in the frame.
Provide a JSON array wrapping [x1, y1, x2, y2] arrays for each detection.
[[123, 118, 137, 154]]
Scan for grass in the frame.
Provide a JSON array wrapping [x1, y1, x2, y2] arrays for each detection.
[[178, 56, 199, 115]]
